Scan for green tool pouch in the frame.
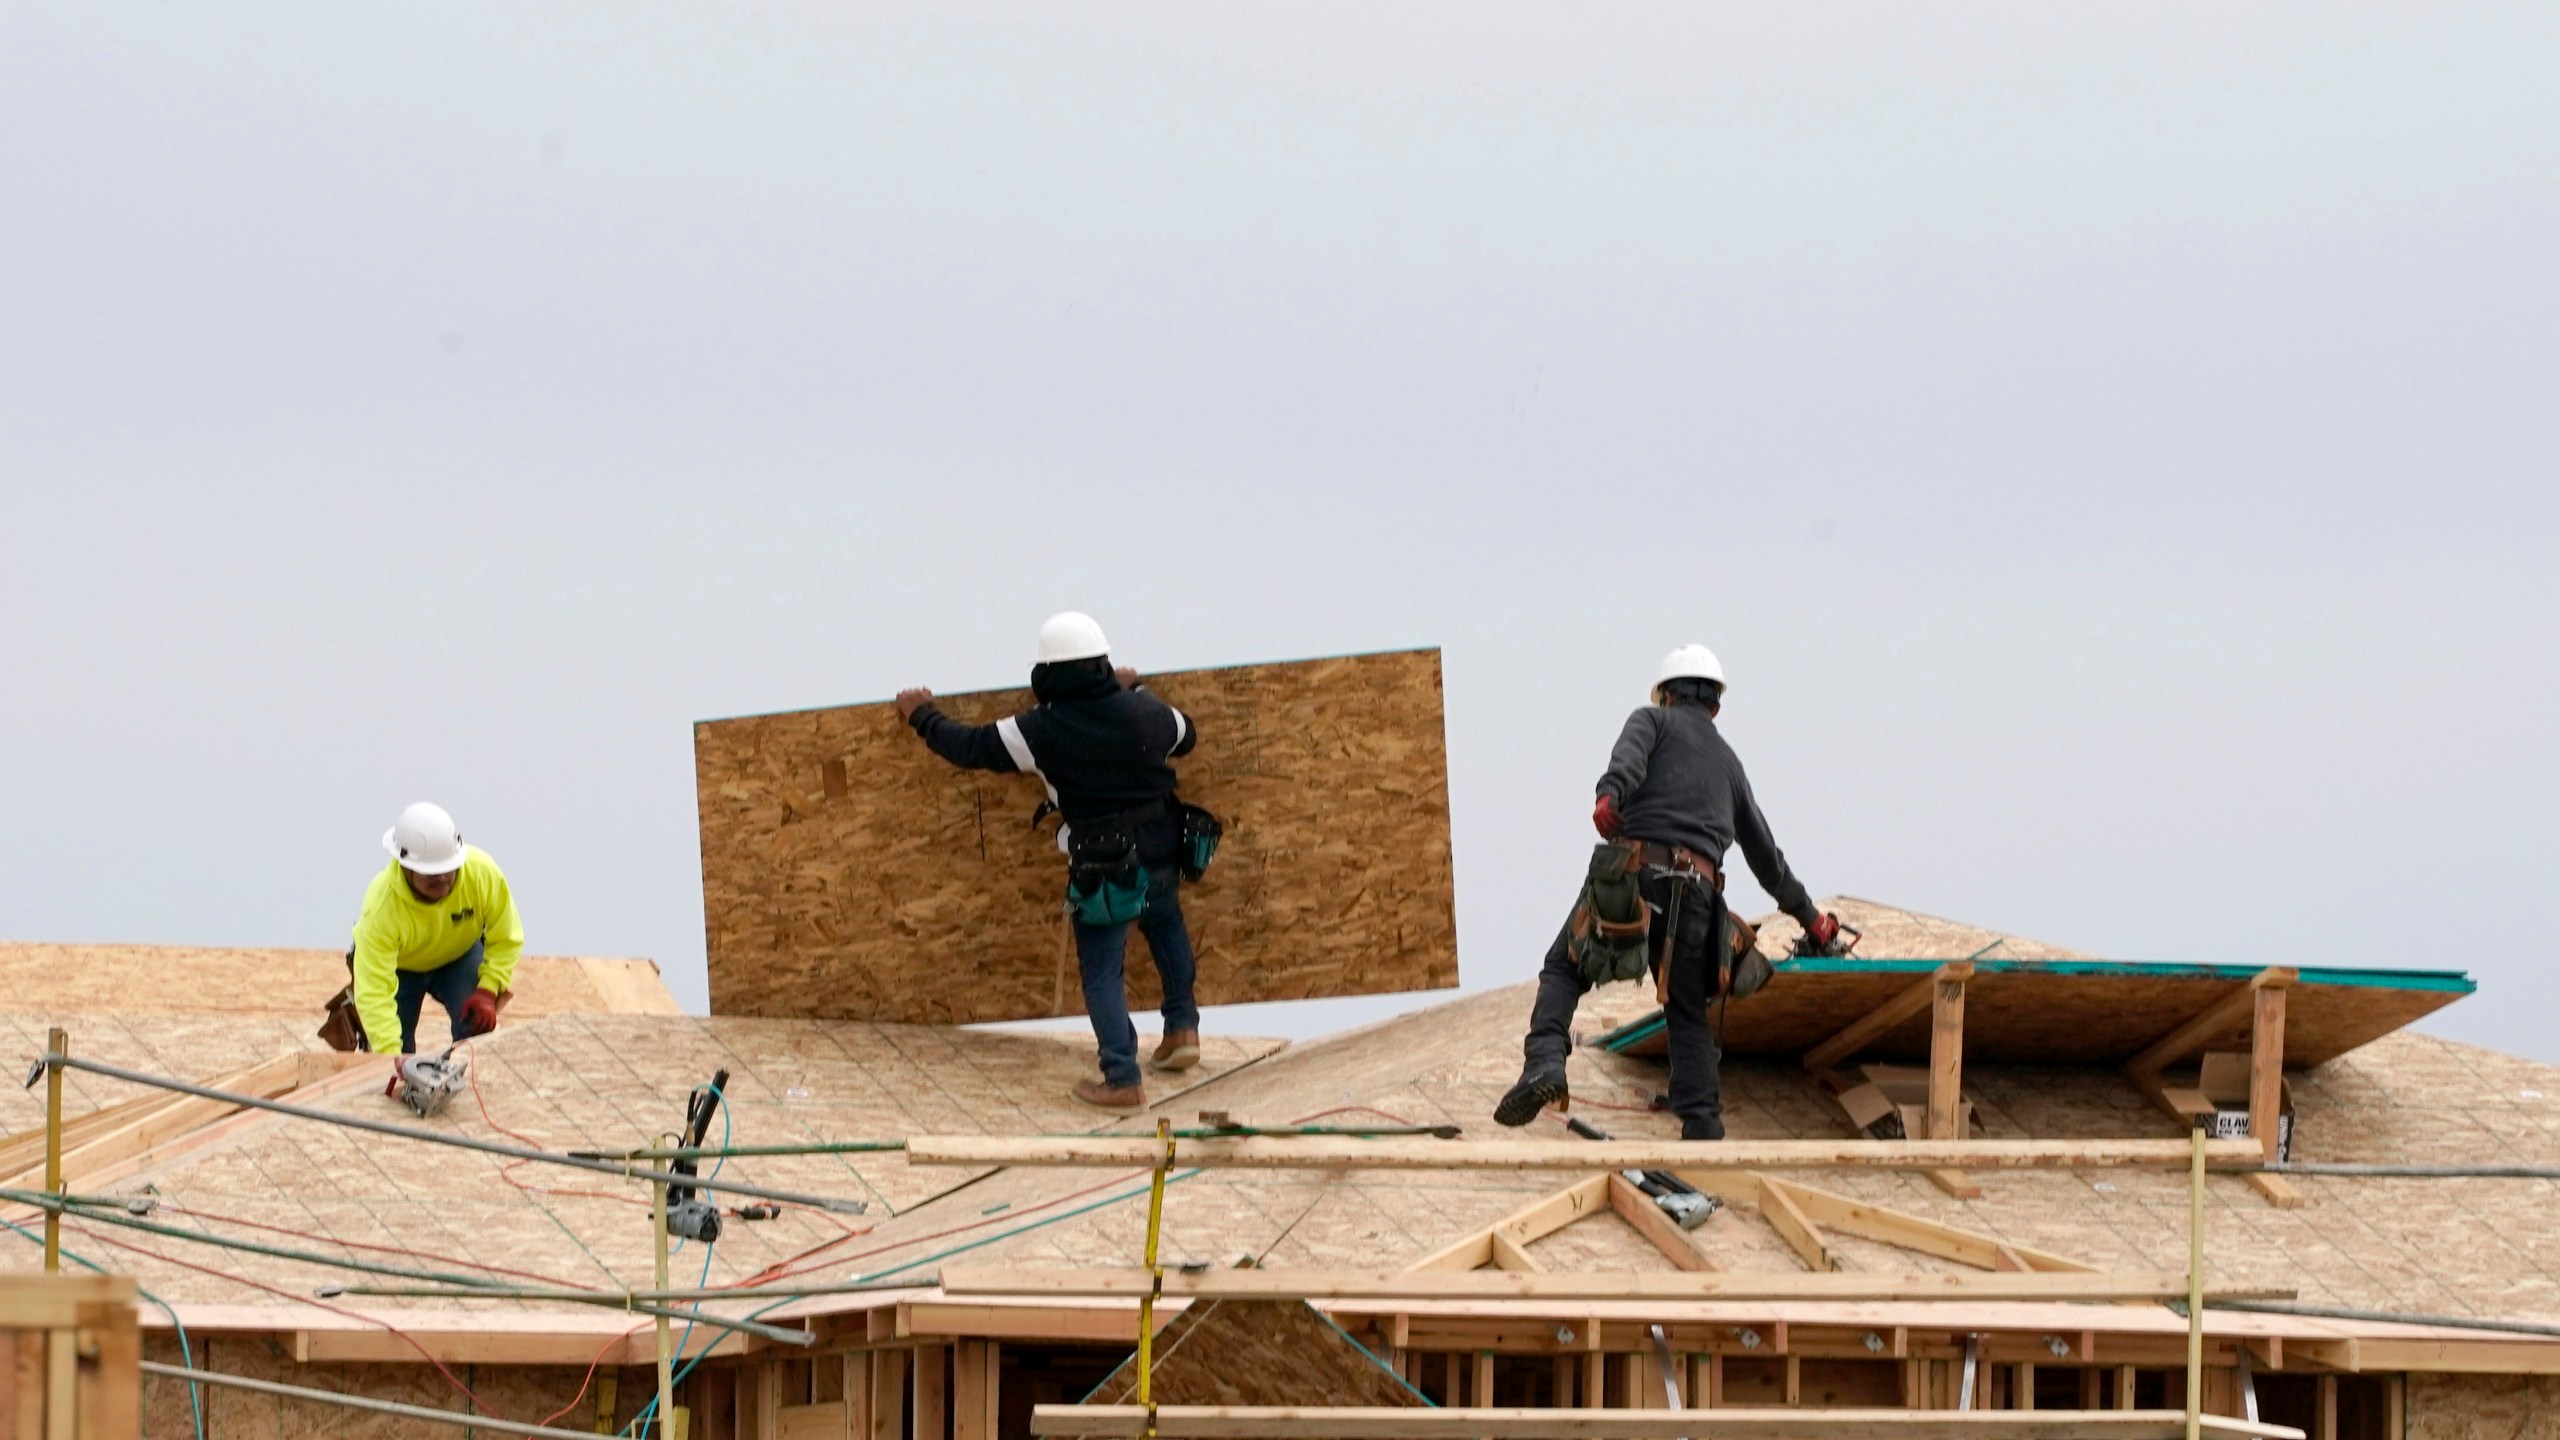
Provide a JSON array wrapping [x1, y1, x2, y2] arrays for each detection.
[[1567, 841, 1654, 986], [1064, 814, 1151, 927], [1721, 914, 1774, 1001], [1171, 799, 1223, 882]]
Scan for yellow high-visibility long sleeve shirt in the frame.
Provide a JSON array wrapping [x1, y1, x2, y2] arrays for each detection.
[[350, 847, 524, 1054]]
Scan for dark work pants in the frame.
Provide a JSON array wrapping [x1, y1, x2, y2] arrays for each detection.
[[1073, 866, 1200, 1088], [394, 939, 485, 1055], [1522, 869, 1726, 1133]]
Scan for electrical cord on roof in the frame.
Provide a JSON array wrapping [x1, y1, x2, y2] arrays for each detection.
[[0, 1215, 206, 1440], [64, 1220, 517, 1423]]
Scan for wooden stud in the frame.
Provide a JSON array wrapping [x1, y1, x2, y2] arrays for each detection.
[[1581, 1351, 1607, 1410], [2383, 1376, 2403, 1440], [2081, 1370, 2100, 1411], [756, 1363, 785, 1440], [1474, 1352, 1495, 1408], [838, 1356, 864, 1440], [2313, 1376, 2336, 1440], [2245, 985, 2307, 1210], [911, 1343, 946, 1440], [1802, 965, 1971, 1073], [2018, 1363, 2036, 1412], [952, 1332, 998, 1434], [869, 1349, 907, 1440], [1924, 968, 1979, 1200], [1784, 1355, 1802, 1407], [2116, 1366, 2137, 1412]]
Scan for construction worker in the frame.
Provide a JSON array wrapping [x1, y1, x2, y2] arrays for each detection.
[[350, 802, 523, 1065], [896, 612, 1202, 1110], [1496, 645, 1846, 1141]]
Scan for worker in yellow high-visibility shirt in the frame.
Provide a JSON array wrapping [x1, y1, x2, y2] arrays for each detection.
[[350, 802, 524, 1061]]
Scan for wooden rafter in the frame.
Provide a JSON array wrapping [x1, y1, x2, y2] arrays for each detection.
[[1801, 964, 1971, 1074], [1405, 1175, 1609, 1272], [1677, 1172, 2096, 1274], [2124, 969, 2297, 1080], [1605, 1175, 1717, 1273]]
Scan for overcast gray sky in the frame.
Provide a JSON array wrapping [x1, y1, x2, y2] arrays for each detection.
[[3, 4, 2552, 1061]]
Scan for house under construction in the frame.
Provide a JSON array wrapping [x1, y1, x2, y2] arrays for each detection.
[[2, 897, 2554, 1440]]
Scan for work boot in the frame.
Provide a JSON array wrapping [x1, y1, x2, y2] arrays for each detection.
[[1073, 1078, 1146, 1111], [1150, 1029, 1202, 1072], [1681, 1115, 1726, 1141], [1494, 1065, 1570, 1128]]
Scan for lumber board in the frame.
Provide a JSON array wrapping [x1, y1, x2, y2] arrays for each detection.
[[903, 1135, 2263, 1171], [936, 1268, 2283, 1303], [1801, 968, 1964, 1073], [695, 648, 1459, 1024], [1754, 1178, 1839, 1273], [1730, 1178, 2096, 1273], [1033, 1405, 2310, 1438], [1606, 1175, 1718, 1273], [2125, 970, 2296, 1078], [1408, 1176, 1610, 1272]]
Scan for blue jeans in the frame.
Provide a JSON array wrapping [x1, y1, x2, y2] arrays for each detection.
[[1074, 866, 1199, 1088], [395, 940, 485, 1054]]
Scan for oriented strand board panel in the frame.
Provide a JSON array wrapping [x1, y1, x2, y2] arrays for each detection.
[[0, 942, 680, 1020], [1601, 898, 2471, 1067], [1081, 1299, 1425, 1417], [696, 648, 1458, 1024]]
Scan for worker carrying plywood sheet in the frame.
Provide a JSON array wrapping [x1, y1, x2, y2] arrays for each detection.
[[325, 802, 521, 1085], [1496, 644, 1851, 1141], [895, 612, 1208, 1111]]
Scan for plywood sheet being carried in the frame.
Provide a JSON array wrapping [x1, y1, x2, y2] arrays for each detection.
[[696, 648, 1457, 1024]]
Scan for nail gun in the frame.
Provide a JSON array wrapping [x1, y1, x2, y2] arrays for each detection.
[[1564, 1117, 1720, 1230], [391, 1048, 469, 1120]]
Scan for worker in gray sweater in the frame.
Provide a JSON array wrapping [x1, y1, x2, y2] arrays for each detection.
[[1496, 645, 1845, 1140]]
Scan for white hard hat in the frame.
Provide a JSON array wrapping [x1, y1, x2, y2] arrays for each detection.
[[1037, 612, 1111, 664], [1652, 644, 1726, 702], [383, 802, 469, 876]]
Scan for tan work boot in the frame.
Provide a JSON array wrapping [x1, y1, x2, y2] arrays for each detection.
[[1073, 1078, 1146, 1111], [1150, 1028, 1202, 1072]]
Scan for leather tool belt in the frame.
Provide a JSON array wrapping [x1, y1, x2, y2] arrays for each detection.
[[1631, 840, 1723, 890]]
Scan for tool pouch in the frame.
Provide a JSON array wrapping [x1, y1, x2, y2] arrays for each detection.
[[1721, 915, 1773, 1001], [1171, 798, 1223, 882], [318, 948, 369, 1053], [1568, 841, 1654, 986], [1064, 816, 1150, 927]]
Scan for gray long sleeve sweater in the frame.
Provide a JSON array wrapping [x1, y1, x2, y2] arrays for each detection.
[[1596, 702, 1818, 924]]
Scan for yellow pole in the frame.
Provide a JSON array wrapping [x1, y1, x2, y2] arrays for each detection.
[[2186, 1120, 2205, 1440], [1137, 1118, 1173, 1439], [654, 1154, 675, 1440], [43, 1028, 65, 1272]]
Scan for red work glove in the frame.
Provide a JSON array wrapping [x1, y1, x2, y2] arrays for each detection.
[[1592, 793, 1623, 839], [1804, 912, 1841, 951], [460, 987, 501, 1038]]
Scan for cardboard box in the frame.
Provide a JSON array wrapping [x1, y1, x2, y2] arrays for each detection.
[[2195, 1051, 2294, 1162], [1831, 1063, 1973, 1141]]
